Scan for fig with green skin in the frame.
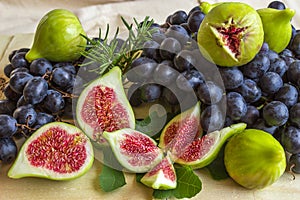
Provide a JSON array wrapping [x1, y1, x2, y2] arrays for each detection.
[[159, 102, 202, 159], [25, 9, 87, 62], [175, 123, 246, 169], [8, 122, 94, 180], [197, 2, 264, 67], [76, 67, 135, 147], [257, 8, 295, 53], [224, 129, 286, 189], [199, 1, 222, 14], [103, 128, 163, 173], [141, 153, 176, 190]]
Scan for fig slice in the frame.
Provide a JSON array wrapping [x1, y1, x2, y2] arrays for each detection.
[[103, 128, 164, 173], [76, 67, 135, 146], [159, 102, 202, 159], [175, 123, 247, 169], [141, 153, 176, 190], [8, 122, 94, 180]]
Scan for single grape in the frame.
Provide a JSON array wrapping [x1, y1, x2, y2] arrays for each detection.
[[3, 64, 14, 78], [11, 52, 29, 69], [3, 84, 22, 101], [142, 40, 161, 61], [127, 83, 143, 107], [8, 50, 17, 62], [10, 67, 29, 77], [234, 79, 261, 103], [187, 6, 201, 18], [287, 60, 300, 86], [251, 118, 279, 135], [290, 32, 300, 55], [259, 42, 270, 54], [153, 63, 178, 86], [259, 72, 283, 95], [159, 37, 182, 60], [23, 77, 48, 105], [263, 101, 289, 126], [226, 92, 247, 121], [42, 90, 65, 114], [187, 10, 205, 33], [290, 103, 300, 128], [180, 23, 191, 34], [170, 10, 188, 25], [176, 69, 204, 92], [196, 81, 223, 105], [164, 25, 189, 46], [268, 58, 287, 77], [140, 83, 162, 103], [16, 48, 30, 54], [0, 100, 16, 115], [34, 112, 55, 127], [13, 105, 37, 127], [54, 62, 76, 75], [219, 67, 244, 90], [9, 72, 33, 94], [0, 137, 18, 164], [151, 32, 167, 44], [267, 50, 280, 63], [268, 1, 286, 10], [173, 50, 196, 72], [240, 53, 270, 79], [0, 115, 18, 138], [274, 83, 298, 108], [16, 95, 29, 107], [289, 153, 300, 174], [126, 57, 157, 83], [240, 105, 260, 126], [161, 87, 179, 106], [200, 104, 225, 133], [51, 67, 75, 89], [29, 58, 53, 76], [281, 126, 300, 154]]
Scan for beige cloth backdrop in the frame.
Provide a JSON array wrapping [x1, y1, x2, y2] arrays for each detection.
[[0, 0, 299, 36]]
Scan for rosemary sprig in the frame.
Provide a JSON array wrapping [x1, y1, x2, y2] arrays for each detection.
[[80, 16, 157, 76]]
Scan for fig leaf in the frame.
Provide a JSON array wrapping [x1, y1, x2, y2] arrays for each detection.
[[99, 164, 126, 192], [153, 165, 202, 199], [206, 144, 229, 180]]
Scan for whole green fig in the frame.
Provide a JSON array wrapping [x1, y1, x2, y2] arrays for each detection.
[[197, 2, 264, 67], [224, 129, 286, 189], [25, 9, 87, 62], [257, 8, 295, 53]]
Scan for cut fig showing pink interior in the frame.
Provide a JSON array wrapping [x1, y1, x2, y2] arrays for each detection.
[[141, 153, 177, 190], [175, 123, 247, 169], [75, 67, 135, 146], [159, 101, 202, 159], [8, 122, 94, 180], [103, 128, 164, 173]]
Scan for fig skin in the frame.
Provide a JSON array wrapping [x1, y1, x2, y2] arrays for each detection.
[[197, 2, 264, 67], [224, 129, 286, 189], [25, 9, 87, 62], [257, 8, 295, 53]]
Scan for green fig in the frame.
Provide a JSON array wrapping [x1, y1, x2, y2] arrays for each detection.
[[197, 2, 264, 67], [25, 9, 87, 62], [257, 8, 295, 53], [224, 129, 286, 189], [198, 1, 222, 14]]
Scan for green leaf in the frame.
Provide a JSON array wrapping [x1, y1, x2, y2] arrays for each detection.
[[153, 165, 202, 199], [99, 165, 126, 192], [135, 173, 145, 183], [206, 143, 229, 180]]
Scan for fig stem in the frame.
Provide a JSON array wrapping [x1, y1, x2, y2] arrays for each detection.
[[288, 164, 296, 180]]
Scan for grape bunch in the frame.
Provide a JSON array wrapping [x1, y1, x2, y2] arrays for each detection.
[[0, 48, 85, 164], [126, 1, 300, 173]]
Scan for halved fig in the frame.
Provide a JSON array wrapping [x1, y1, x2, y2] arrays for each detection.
[[159, 102, 202, 159], [175, 123, 247, 169], [8, 122, 94, 180], [76, 67, 135, 146], [141, 153, 176, 190], [103, 128, 163, 173]]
